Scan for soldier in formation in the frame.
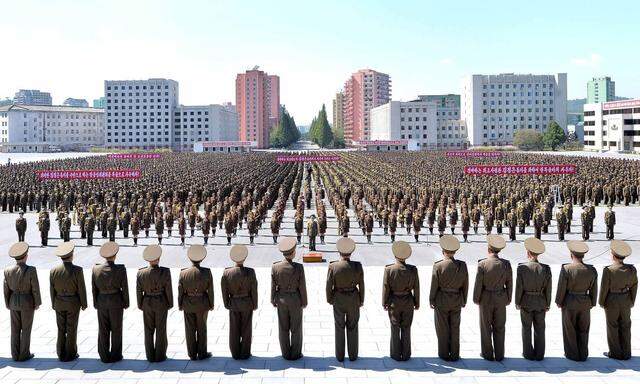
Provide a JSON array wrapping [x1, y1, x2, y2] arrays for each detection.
[[272, 238, 307, 360], [430, 235, 468, 361], [92, 241, 129, 363], [4, 242, 41, 361], [515, 237, 552, 360], [473, 235, 512, 361], [555, 240, 598, 361], [599, 240, 637, 360], [137, 245, 173, 362], [179, 245, 214, 360], [382, 241, 420, 361], [221, 245, 258, 360], [326, 237, 364, 362], [50, 242, 87, 362]]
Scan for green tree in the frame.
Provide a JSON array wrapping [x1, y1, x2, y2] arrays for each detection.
[[269, 107, 300, 148], [543, 121, 566, 150], [513, 129, 544, 151], [308, 105, 334, 148]]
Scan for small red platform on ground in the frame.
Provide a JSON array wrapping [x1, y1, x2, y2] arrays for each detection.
[[303, 252, 324, 263]]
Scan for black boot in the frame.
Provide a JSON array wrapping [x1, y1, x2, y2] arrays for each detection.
[[429, 228, 433, 235], [181, 237, 185, 245], [134, 238, 138, 245], [391, 234, 395, 242], [158, 237, 162, 244], [451, 228, 455, 234], [250, 236, 254, 245], [320, 236, 325, 244], [168, 230, 172, 237], [273, 236, 277, 244], [414, 235, 419, 243], [145, 230, 149, 237], [463, 234, 467, 242], [367, 235, 371, 244], [204, 237, 208, 245], [227, 236, 231, 245], [297, 236, 301, 245], [191, 229, 195, 237]]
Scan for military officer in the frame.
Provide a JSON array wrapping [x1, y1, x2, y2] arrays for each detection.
[[515, 237, 552, 361], [38, 211, 50, 246], [604, 206, 616, 240], [555, 240, 598, 361], [50, 242, 87, 362], [430, 235, 468, 362], [15, 210, 27, 242], [473, 234, 512, 361], [580, 206, 591, 241], [272, 238, 308, 360], [221, 244, 258, 360], [85, 213, 96, 246], [307, 215, 318, 251], [178, 245, 214, 360], [382, 241, 419, 361], [137, 245, 173, 362], [4, 242, 41, 361], [326, 237, 364, 362], [107, 214, 117, 242], [556, 208, 567, 241], [599, 240, 637, 360], [131, 213, 140, 245], [92, 241, 129, 363]]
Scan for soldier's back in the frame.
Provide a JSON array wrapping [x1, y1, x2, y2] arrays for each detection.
[[272, 260, 303, 287], [517, 262, 551, 310], [384, 262, 417, 293], [93, 263, 127, 309], [4, 264, 38, 310], [330, 260, 362, 289]]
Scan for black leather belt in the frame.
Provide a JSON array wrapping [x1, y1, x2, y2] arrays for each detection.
[[524, 291, 543, 296], [440, 288, 460, 293], [186, 293, 203, 297], [232, 294, 249, 299], [569, 291, 588, 295], [57, 293, 77, 298], [392, 292, 412, 297], [337, 288, 356, 293], [144, 292, 164, 297], [609, 288, 630, 294], [99, 290, 119, 295], [484, 288, 505, 293]]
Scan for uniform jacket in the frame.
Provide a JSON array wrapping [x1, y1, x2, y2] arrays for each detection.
[[221, 266, 258, 312], [326, 259, 365, 306], [515, 261, 552, 311], [136, 265, 173, 311], [382, 261, 420, 308], [555, 262, 598, 310], [473, 257, 513, 306], [599, 263, 637, 308], [271, 260, 308, 307], [50, 262, 87, 311], [178, 264, 214, 312], [91, 261, 129, 310], [4, 264, 41, 310]]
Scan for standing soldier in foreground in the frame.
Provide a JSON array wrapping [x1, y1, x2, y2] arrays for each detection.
[[307, 215, 318, 251], [473, 235, 512, 361], [92, 241, 129, 363], [326, 237, 364, 362], [555, 240, 598, 361], [221, 245, 258, 360], [16, 210, 27, 242], [599, 240, 637, 360], [137, 245, 173, 362], [430, 235, 468, 362], [605, 205, 616, 240], [382, 241, 420, 361], [4, 242, 41, 361], [271, 238, 307, 360], [50, 242, 87, 362], [515, 237, 552, 361], [178, 245, 214, 360]]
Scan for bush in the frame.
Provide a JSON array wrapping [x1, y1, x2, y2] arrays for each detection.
[[513, 129, 544, 151]]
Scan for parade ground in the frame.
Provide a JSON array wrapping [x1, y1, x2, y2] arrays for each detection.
[[0, 178, 639, 383]]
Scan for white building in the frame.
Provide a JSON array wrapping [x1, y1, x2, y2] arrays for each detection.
[[418, 95, 468, 149], [174, 105, 239, 151], [0, 104, 105, 152], [461, 73, 567, 146], [583, 99, 640, 152], [370, 100, 468, 150], [104, 78, 179, 150]]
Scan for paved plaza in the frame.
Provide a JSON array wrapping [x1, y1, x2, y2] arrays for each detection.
[[0, 187, 639, 383]]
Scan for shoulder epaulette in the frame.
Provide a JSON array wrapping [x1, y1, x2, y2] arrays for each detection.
[[434, 259, 443, 264], [138, 267, 146, 271], [478, 258, 487, 262], [385, 263, 393, 268], [330, 260, 338, 264]]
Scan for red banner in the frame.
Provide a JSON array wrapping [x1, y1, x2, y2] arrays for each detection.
[[276, 155, 341, 163], [108, 153, 161, 159], [464, 164, 577, 176], [446, 151, 502, 158], [37, 169, 142, 180]]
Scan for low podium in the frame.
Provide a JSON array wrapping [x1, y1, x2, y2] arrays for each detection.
[[302, 252, 324, 263]]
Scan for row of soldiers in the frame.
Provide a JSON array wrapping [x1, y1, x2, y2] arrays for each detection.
[[4, 233, 636, 363]]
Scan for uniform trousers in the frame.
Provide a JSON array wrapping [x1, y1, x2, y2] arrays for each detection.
[[184, 311, 208, 360], [143, 308, 168, 362], [561, 308, 590, 361], [332, 293, 360, 361], [97, 308, 124, 363], [387, 298, 414, 361], [56, 309, 80, 361], [277, 296, 303, 360], [520, 308, 546, 360], [229, 310, 253, 359], [479, 304, 506, 361], [605, 304, 632, 360], [434, 307, 461, 360], [10, 310, 34, 361]]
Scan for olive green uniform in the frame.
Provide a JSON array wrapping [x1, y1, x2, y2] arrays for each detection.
[[221, 265, 258, 359], [473, 257, 513, 361], [382, 260, 419, 361], [555, 262, 598, 361], [599, 263, 637, 360], [178, 264, 214, 360], [326, 259, 365, 361], [271, 259, 308, 360], [515, 261, 552, 360], [4, 264, 41, 361], [92, 261, 129, 363], [137, 265, 173, 362], [50, 261, 87, 361], [429, 258, 468, 361]]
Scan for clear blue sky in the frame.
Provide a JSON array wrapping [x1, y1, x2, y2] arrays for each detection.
[[1, 0, 638, 124]]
